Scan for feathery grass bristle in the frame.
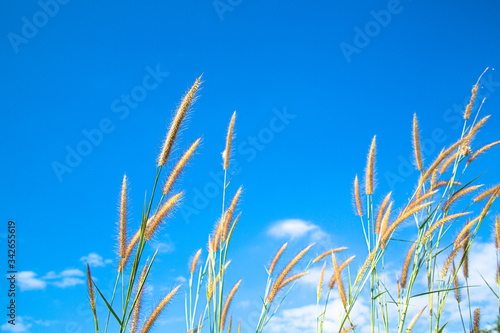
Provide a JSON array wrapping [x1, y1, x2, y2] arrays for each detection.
[[375, 192, 391, 234], [313, 247, 348, 263], [131, 260, 149, 333], [119, 174, 128, 259], [190, 249, 202, 275], [163, 138, 201, 196], [141, 285, 181, 333], [365, 136, 376, 195], [354, 175, 363, 216], [268, 242, 287, 275], [221, 280, 242, 330], [412, 113, 423, 171], [158, 76, 201, 166], [464, 83, 478, 121], [224, 111, 236, 170], [267, 243, 313, 303]]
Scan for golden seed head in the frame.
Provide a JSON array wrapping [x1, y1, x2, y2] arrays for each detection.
[[131, 260, 149, 333], [221, 280, 242, 330], [224, 111, 236, 170], [442, 184, 483, 212], [452, 261, 461, 303], [279, 271, 309, 290], [473, 184, 500, 203], [331, 253, 347, 307], [375, 192, 392, 234], [473, 307, 480, 333], [140, 285, 181, 333], [317, 261, 326, 301], [400, 242, 416, 289], [354, 175, 363, 217], [163, 138, 201, 196], [329, 255, 355, 290], [268, 242, 288, 275], [467, 140, 500, 166], [412, 113, 423, 171], [495, 214, 500, 250], [158, 76, 201, 166], [190, 249, 202, 275], [313, 247, 348, 263], [464, 83, 478, 121], [119, 174, 128, 259], [145, 192, 183, 240], [365, 135, 376, 195], [222, 187, 242, 243], [86, 263, 96, 316], [267, 244, 313, 303], [379, 201, 392, 240]]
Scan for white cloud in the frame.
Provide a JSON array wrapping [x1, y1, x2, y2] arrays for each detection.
[[17, 272, 46, 291], [1, 316, 32, 332], [268, 219, 327, 240], [267, 297, 369, 333], [175, 275, 187, 283], [151, 241, 175, 254], [60, 269, 84, 277], [19, 269, 85, 291], [80, 253, 112, 267], [52, 277, 85, 288]]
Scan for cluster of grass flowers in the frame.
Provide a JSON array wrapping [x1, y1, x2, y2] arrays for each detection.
[[86, 71, 500, 333]]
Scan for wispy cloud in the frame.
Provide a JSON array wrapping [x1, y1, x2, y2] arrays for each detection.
[[1, 316, 32, 332], [18, 269, 85, 291], [17, 272, 47, 291], [80, 252, 112, 267], [267, 298, 369, 333], [267, 219, 327, 241]]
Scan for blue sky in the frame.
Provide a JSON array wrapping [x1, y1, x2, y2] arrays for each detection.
[[2, 1, 500, 332]]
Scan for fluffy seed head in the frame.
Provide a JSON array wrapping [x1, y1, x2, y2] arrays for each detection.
[[119, 174, 128, 259], [317, 261, 326, 301], [190, 249, 202, 275], [267, 244, 313, 303], [145, 193, 183, 240], [365, 136, 376, 195], [163, 138, 200, 196], [354, 175, 363, 216], [140, 285, 181, 333], [331, 253, 347, 307], [473, 308, 480, 333], [375, 192, 392, 234], [222, 187, 242, 243], [268, 243, 287, 275], [224, 111, 236, 170], [158, 76, 201, 166], [464, 83, 478, 121], [442, 184, 483, 212], [473, 184, 500, 203], [221, 280, 242, 330], [452, 261, 461, 303], [131, 260, 149, 333], [329, 255, 355, 290], [495, 215, 500, 250], [412, 113, 423, 171], [467, 140, 500, 166], [313, 247, 348, 263], [400, 242, 416, 289], [86, 263, 96, 317]]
